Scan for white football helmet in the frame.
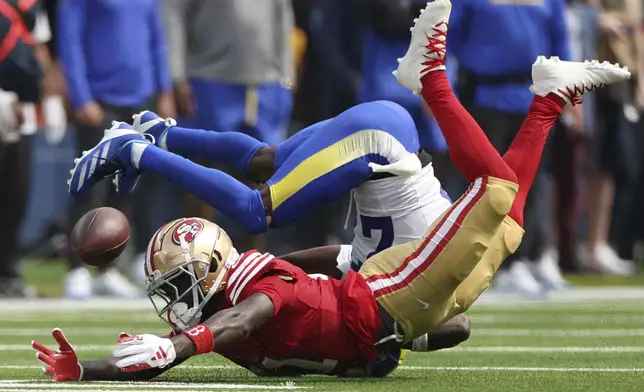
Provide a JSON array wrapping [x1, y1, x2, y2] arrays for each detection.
[[144, 218, 239, 331]]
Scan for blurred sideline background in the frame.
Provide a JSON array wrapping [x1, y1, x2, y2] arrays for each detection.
[[2, 0, 644, 300]]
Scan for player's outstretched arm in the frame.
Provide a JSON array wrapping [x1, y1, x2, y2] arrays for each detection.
[[175, 293, 275, 356], [112, 293, 275, 372], [30, 328, 184, 382]]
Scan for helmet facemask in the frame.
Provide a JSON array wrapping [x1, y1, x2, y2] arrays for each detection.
[[146, 234, 236, 331]]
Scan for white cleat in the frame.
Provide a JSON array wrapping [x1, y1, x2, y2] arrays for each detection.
[[394, 0, 451, 95], [530, 247, 571, 291], [493, 260, 548, 299], [64, 267, 93, 300], [530, 56, 631, 105], [93, 268, 142, 299]]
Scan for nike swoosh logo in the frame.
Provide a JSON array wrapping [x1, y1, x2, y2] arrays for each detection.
[[416, 298, 430, 310]]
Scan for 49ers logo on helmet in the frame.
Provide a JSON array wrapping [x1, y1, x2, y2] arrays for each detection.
[[172, 219, 204, 244]]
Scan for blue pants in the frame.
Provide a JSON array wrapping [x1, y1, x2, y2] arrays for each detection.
[[188, 78, 292, 145], [146, 101, 421, 234], [267, 100, 420, 227]]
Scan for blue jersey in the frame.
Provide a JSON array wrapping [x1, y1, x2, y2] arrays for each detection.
[[268, 101, 423, 228]]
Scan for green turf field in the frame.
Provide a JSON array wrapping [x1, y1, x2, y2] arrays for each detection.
[[1, 291, 644, 392]]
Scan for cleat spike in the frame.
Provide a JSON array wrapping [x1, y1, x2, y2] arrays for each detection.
[[550, 56, 560, 61], [392, 70, 397, 76], [397, 58, 402, 64], [73, 158, 80, 164], [409, 27, 414, 32], [413, 18, 418, 23]]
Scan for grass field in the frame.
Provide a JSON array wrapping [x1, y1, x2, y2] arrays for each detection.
[[1, 289, 644, 392]]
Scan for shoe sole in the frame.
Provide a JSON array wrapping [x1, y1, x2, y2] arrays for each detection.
[[530, 56, 631, 94]]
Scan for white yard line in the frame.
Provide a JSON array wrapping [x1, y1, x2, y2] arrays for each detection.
[[0, 390, 162, 392], [0, 287, 643, 312], [399, 366, 644, 372], [468, 315, 644, 324], [1, 365, 644, 373], [0, 390, 193, 392], [473, 328, 644, 336], [0, 380, 303, 390], [0, 328, 168, 336], [2, 345, 644, 353], [3, 328, 644, 337]]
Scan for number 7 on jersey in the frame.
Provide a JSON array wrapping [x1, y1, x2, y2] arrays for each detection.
[[360, 215, 394, 259]]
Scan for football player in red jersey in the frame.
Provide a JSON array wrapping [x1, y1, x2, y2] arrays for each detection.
[[31, 218, 470, 381], [31, 0, 630, 382]]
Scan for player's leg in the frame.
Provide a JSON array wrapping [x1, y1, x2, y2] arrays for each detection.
[[394, 8, 515, 184], [67, 122, 269, 234], [132, 112, 325, 182], [362, 0, 631, 342], [132, 112, 268, 176], [361, 1, 517, 337], [452, 57, 632, 311], [266, 101, 422, 228]]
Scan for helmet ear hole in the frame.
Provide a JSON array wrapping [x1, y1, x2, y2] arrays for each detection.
[[210, 249, 223, 272]]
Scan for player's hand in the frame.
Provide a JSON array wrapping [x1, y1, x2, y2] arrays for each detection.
[[156, 92, 176, 119], [31, 328, 83, 382], [74, 101, 103, 127], [173, 81, 195, 118], [113, 332, 176, 372], [562, 104, 584, 135]]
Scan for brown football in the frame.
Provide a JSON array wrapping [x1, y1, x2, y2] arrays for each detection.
[[71, 207, 130, 267]]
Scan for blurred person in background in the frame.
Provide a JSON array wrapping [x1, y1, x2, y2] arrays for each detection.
[[0, 0, 56, 297], [356, 0, 449, 170], [161, 0, 294, 251], [57, 0, 175, 299], [309, 0, 362, 121], [447, 0, 574, 296], [291, 0, 362, 250], [579, 0, 642, 276], [539, 0, 599, 280]]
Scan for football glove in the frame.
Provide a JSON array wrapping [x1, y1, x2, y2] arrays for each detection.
[[113, 332, 176, 372], [31, 328, 83, 382]]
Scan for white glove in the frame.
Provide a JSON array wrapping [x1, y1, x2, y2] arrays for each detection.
[[112, 333, 177, 372], [43, 95, 67, 145]]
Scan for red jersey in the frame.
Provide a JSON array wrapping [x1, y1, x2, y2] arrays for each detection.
[[222, 250, 381, 375]]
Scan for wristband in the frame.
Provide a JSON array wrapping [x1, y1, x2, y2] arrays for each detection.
[[182, 324, 215, 355]]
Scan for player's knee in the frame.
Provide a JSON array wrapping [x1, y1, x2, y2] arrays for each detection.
[[482, 177, 518, 217]]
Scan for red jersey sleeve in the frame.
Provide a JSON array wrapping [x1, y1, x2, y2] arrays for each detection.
[[226, 250, 298, 309], [237, 275, 295, 316]]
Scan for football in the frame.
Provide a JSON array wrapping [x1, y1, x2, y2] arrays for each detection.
[[70, 207, 130, 267]]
